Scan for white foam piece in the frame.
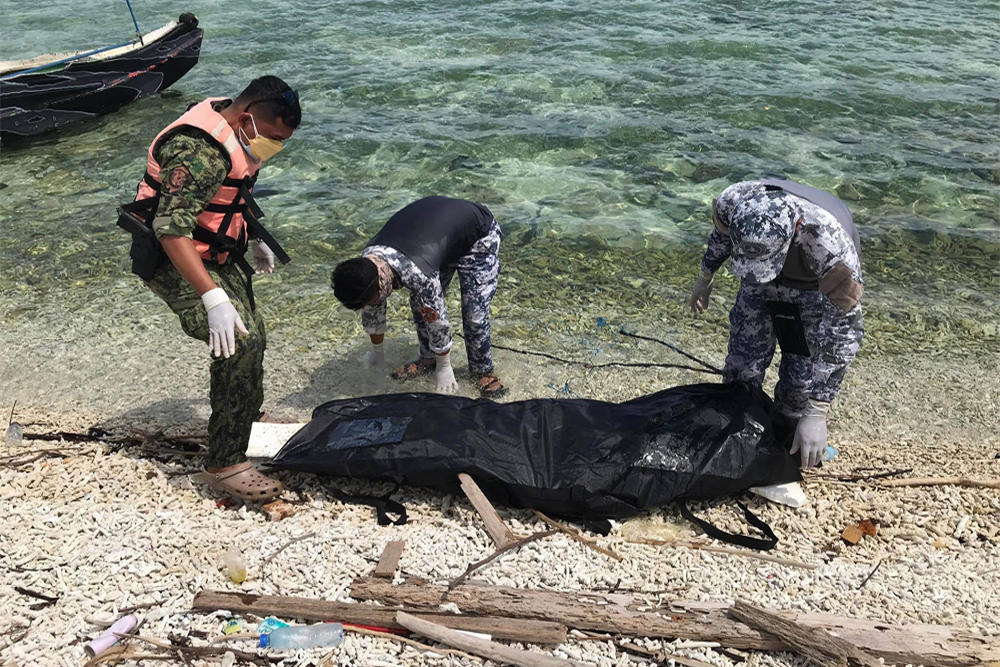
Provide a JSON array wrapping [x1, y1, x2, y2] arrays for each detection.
[[750, 481, 809, 508], [246, 422, 306, 459]]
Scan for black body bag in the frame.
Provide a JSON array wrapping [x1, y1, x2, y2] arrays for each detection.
[[270, 382, 801, 549]]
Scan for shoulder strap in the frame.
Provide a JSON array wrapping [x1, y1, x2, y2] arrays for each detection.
[[679, 499, 778, 551], [328, 484, 408, 526]]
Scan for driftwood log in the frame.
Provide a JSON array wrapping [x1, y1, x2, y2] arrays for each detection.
[[730, 601, 881, 667], [192, 590, 566, 644], [350, 577, 1000, 667]]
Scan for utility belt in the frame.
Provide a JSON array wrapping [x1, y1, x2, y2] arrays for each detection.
[[117, 172, 290, 310]]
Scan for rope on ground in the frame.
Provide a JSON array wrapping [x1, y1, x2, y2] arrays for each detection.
[[457, 333, 723, 376], [617, 328, 723, 374]]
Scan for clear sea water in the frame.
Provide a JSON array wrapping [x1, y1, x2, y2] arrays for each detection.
[[0, 0, 998, 409]]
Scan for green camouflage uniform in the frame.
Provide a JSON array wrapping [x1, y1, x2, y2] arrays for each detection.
[[145, 129, 266, 469]]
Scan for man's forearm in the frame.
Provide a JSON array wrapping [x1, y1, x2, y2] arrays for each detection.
[[160, 234, 217, 296]]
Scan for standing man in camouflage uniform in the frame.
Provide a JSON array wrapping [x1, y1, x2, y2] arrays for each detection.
[[119, 76, 301, 500], [689, 179, 864, 468], [331, 196, 506, 398]]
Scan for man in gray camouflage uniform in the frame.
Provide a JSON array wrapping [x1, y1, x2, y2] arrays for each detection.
[[690, 179, 864, 468], [332, 196, 506, 398]]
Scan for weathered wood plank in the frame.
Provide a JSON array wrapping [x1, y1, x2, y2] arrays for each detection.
[[193, 590, 567, 644], [350, 578, 1000, 667], [373, 540, 405, 579], [459, 473, 516, 548]]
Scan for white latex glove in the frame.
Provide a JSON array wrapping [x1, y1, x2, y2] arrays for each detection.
[[364, 342, 387, 368], [689, 266, 714, 312], [434, 351, 459, 394], [202, 287, 249, 359], [252, 240, 275, 274], [790, 399, 830, 469]]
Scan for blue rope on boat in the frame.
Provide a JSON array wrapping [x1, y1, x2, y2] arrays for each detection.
[[0, 41, 134, 81], [123, 0, 143, 43]]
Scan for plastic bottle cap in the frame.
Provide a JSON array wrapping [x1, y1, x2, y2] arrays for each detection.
[[259, 634, 269, 649]]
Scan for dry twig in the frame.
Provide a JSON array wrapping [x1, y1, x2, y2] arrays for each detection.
[[532, 510, 623, 562], [209, 632, 260, 644], [14, 586, 58, 605], [877, 476, 999, 490], [345, 624, 483, 662], [262, 532, 317, 569], [115, 632, 277, 665], [857, 560, 882, 590], [446, 529, 558, 594], [624, 536, 818, 570]]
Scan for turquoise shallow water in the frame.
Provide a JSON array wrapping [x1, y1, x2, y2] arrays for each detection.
[[1, 0, 998, 398]]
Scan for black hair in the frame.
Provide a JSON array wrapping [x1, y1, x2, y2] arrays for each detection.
[[234, 75, 302, 129], [332, 257, 379, 310]]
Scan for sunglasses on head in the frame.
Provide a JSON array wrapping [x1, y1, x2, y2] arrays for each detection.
[[245, 89, 300, 112]]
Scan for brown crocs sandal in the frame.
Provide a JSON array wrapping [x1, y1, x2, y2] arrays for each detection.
[[390, 358, 436, 381], [198, 462, 283, 501], [476, 373, 508, 399]]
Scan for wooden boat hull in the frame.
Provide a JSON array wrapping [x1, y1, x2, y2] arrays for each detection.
[[0, 15, 203, 143]]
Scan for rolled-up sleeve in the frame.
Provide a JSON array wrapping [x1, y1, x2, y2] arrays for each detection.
[[361, 300, 387, 335]]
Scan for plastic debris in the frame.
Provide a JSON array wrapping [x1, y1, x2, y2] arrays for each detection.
[[259, 623, 343, 650], [257, 616, 291, 634], [223, 619, 244, 635], [750, 481, 809, 508], [85, 614, 137, 658], [222, 547, 247, 584], [5, 422, 22, 447]]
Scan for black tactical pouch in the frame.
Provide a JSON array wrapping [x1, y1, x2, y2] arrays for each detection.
[[766, 300, 811, 357], [117, 202, 166, 282]]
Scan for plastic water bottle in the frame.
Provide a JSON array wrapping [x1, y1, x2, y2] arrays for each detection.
[[822, 445, 838, 462], [259, 623, 344, 650]]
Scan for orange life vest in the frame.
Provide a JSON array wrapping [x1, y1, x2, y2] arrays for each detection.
[[119, 97, 289, 306]]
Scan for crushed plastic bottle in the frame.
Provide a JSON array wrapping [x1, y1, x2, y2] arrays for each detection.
[[5, 422, 23, 447], [259, 623, 344, 650], [222, 547, 247, 584]]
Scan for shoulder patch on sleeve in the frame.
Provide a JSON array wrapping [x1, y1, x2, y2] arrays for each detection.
[[165, 166, 193, 193]]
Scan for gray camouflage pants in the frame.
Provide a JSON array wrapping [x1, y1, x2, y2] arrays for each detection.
[[413, 222, 501, 376], [723, 283, 863, 416]]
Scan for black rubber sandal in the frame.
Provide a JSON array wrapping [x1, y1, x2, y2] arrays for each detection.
[[476, 374, 508, 399]]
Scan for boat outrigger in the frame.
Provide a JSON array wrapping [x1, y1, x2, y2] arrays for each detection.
[[0, 12, 203, 144]]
